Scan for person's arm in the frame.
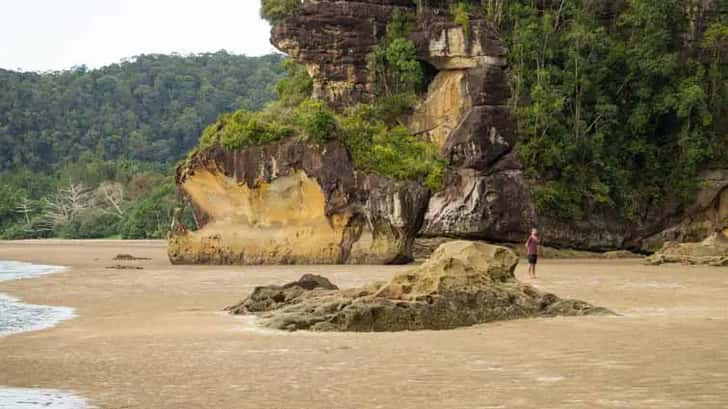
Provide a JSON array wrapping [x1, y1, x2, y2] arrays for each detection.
[[525, 236, 530, 249]]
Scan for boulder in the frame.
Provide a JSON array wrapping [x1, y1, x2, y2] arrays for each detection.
[[640, 169, 728, 252], [228, 241, 611, 332], [645, 232, 728, 266], [420, 167, 536, 242]]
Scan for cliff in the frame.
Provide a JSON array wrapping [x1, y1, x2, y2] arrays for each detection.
[[168, 0, 727, 264], [169, 141, 428, 264]]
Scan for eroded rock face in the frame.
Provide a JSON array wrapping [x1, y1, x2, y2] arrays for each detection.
[[228, 241, 612, 331], [407, 16, 534, 242], [640, 169, 728, 252], [168, 141, 429, 264], [421, 167, 536, 241], [271, 0, 413, 108]]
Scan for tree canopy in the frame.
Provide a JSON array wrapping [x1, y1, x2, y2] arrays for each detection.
[[0, 52, 285, 239], [0, 51, 284, 172]]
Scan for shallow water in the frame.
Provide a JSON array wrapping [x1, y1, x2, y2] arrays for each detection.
[[0, 294, 75, 337], [0, 260, 66, 283], [0, 387, 89, 408], [0, 260, 74, 337], [0, 261, 88, 408]]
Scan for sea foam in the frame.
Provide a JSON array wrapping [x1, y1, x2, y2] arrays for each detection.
[[0, 260, 89, 408], [0, 387, 89, 408], [0, 260, 74, 337]]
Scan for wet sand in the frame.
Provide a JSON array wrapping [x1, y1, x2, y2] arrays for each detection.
[[0, 240, 726, 409]]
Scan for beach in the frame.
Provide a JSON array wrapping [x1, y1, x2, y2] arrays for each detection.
[[0, 240, 726, 409]]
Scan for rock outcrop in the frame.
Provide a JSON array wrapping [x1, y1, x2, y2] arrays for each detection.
[[645, 232, 728, 266], [169, 0, 728, 264], [271, 0, 411, 108], [640, 168, 728, 252], [168, 141, 428, 264], [408, 16, 537, 242], [271, 1, 535, 245], [227, 241, 612, 331]]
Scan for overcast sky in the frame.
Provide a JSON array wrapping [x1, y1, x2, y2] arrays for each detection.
[[0, 0, 276, 72]]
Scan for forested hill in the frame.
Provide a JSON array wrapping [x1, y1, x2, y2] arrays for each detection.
[[0, 52, 284, 171], [0, 52, 284, 240]]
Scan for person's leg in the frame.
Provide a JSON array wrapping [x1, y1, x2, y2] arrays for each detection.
[[528, 258, 534, 277]]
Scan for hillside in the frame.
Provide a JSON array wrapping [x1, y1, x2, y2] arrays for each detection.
[[0, 52, 284, 170], [0, 52, 285, 239]]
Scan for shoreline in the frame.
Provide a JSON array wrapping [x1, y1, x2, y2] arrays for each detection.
[[0, 260, 88, 408], [0, 260, 75, 337], [0, 240, 726, 408]]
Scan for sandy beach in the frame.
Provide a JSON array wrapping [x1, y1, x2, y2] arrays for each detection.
[[0, 240, 726, 409]]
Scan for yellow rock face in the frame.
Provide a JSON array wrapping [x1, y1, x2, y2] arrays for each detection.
[[376, 241, 519, 300], [409, 70, 470, 149], [168, 169, 350, 264]]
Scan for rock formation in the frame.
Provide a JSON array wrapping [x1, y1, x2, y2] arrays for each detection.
[[640, 169, 728, 252], [645, 231, 728, 266], [227, 241, 611, 331], [168, 0, 728, 264], [168, 141, 429, 264], [273, 1, 536, 244]]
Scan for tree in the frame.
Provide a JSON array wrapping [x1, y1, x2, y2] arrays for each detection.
[[43, 183, 91, 227], [15, 197, 32, 225], [95, 181, 125, 217]]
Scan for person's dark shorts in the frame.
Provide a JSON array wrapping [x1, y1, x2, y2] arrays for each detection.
[[528, 254, 538, 265]]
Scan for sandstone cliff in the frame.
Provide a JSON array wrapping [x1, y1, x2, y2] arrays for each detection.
[[169, 141, 428, 264], [270, 0, 538, 245], [266, 0, 728, 252], [168, 0, 727, 264]]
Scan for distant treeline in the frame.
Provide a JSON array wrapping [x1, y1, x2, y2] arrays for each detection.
[[0, 52, 284, 239]]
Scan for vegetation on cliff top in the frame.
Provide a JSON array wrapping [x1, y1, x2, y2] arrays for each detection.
[[196, 12, 444, 190], [0, 53, 284, 239], [261, 0, 301, 23], [502, 0, 727, 220]]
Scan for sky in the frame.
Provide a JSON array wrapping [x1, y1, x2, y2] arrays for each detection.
[[0, 0, 277, 72]]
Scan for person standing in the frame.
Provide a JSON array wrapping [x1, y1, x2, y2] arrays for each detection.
[[525, 228, 540, 278]]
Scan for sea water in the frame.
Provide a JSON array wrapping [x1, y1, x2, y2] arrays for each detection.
[[0, 388, 89, 409], [0, 261, 76, 336], [0, 260, 89, 408]]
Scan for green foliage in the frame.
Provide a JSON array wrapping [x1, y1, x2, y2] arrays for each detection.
[[276, 58, 314, 107], [120, 183, 178, 239], [450, 2, 475, 36], [0, 157, 192, 239], [340, 106, 444, 189], [295, 99, 339, 144], [0, 52, 285, 172], [367, 11, 425, 97], [200, 110, 294, 151], [57, 209, 120, 239], [261, 0, 301, 23], [506, 0, 727, 220]]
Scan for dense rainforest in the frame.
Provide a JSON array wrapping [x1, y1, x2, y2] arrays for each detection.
[[256, 0, 727, 223], [0, 52, 284, 239]]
